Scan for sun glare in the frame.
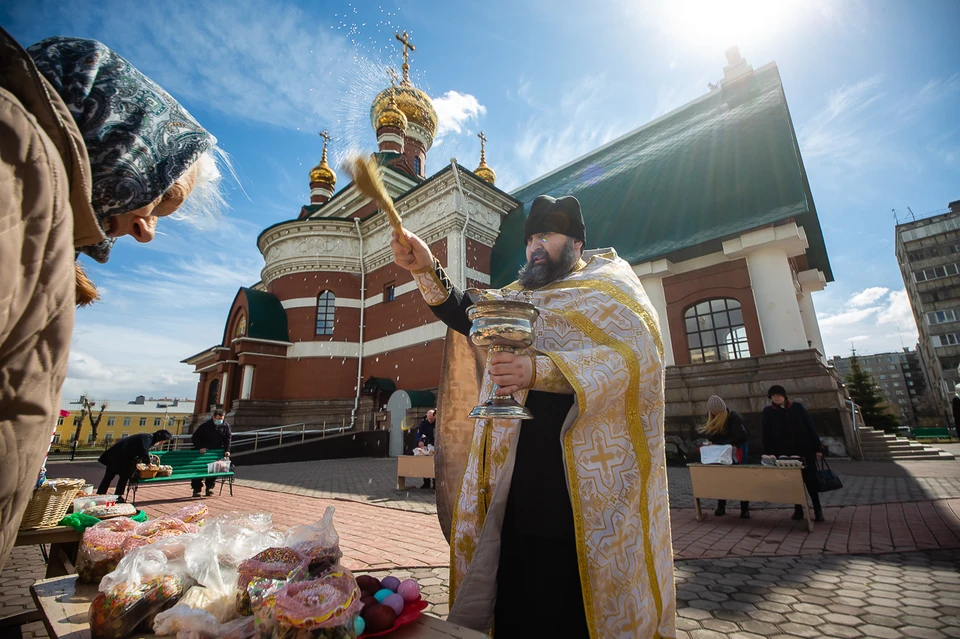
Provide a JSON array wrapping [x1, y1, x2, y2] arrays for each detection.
[[657, 0, 801, 53]]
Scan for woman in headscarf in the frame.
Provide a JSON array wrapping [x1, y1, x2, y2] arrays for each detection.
[[699, 395, 750, 518], [0, 28, 226, 570]]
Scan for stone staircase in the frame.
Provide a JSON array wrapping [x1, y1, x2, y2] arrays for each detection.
[[856, 427, 955, 460]]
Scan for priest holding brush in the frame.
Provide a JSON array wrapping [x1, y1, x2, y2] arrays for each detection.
[[350, 147, 676, 639]]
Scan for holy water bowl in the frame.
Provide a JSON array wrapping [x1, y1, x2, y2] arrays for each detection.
[[467, 299, 539, 420]]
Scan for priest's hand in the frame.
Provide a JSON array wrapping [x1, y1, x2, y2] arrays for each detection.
[[489, 351, 534, 396], [391, 229, 433, 271]]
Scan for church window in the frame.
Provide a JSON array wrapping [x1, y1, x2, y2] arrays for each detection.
[[414, 157, 422, 176], [684, 298, 750, 364], [384, 283, 396, 303], [207, 379, 220, 410], [235, 312, 247, 337], [316, 291, 336, 335]]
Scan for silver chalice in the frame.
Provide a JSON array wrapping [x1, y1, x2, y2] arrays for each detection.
[[467, 299, 540, 420]]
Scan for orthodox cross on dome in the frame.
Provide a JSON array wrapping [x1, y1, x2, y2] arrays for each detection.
[[478, 131, 488, 163], [318, 130, 331, 162], [395, 31, 415, 83]]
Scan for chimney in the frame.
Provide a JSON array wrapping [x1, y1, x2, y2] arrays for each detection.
[[720, 46, 753, 85]]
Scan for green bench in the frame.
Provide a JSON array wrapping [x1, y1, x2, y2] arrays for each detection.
[[913, 427, 955, 442], [126, 449, 234, 505]]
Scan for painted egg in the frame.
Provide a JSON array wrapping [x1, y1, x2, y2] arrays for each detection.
[[362, 604, 397, 633], [354, 616, 366, 636], [374, 588, 393, 603], [380, 576, 401, 591], [397, 579, 420, 602], [383, 593, 405, 616]]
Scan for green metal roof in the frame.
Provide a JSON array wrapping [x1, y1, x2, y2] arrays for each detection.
[[406, 390, 436, 407], [224, 288, 289, 343], [492, 63, 832, 287]]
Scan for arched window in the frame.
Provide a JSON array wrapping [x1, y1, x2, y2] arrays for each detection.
[[414, 156, 422, 176], [207, 378, 220, 410], [234, 312, 247, 338], [684, 298, 750, 364], [316, 291, 335, 335]]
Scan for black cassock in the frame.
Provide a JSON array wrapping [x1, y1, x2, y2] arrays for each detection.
[[427, 265, 589, 639]]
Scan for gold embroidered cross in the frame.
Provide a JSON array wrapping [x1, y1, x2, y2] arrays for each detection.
[[590, 441, 615, 474], [597, 303, 620, 324]]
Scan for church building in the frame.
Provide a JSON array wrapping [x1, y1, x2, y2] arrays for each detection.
[[183, 41, 859, 457]]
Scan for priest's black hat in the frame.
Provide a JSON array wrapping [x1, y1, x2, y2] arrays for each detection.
[[524, 195, 585, 244]]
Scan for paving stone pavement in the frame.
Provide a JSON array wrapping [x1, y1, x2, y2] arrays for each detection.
[[3, 455, 956, 637]]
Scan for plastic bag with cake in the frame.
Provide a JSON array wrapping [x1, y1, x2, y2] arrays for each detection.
[[77, 517, 139, 584], [171, 501, 209, 526], [283, 506, 343, 578], [236, 547, 307, 615], [120, 517, 199, 554], [272, 568, 363, 639], [89, 546, 190, 639]]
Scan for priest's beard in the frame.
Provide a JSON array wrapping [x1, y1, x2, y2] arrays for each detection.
[[518, 239, 579, 289]]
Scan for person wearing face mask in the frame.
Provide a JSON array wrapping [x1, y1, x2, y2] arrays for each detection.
[[190, 408, 232, 497], [0, 29, 227, 571]]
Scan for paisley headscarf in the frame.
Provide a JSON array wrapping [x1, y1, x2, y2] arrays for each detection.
[[27, 37, 215, 262]]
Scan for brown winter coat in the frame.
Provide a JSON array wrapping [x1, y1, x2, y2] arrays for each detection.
[[0, 27, 102, 571]]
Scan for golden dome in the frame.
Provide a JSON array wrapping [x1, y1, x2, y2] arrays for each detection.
[[376, 88, 408, 131], [474, 131, 496, 185], [371, 83, 436, 141], [310, 131, 337, 188], [370, 32, 437, 148]]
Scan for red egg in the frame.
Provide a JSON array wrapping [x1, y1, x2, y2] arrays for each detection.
[[362, 603, 397, 633]]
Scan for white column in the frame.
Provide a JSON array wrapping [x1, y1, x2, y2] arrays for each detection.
[[639, 277, 674, 366], [745, 247, 808, 352], [445, 232, 464, 290], [219, 371, 229, 406], [797, 292, 824, 355], [240, 365, 255, 400]]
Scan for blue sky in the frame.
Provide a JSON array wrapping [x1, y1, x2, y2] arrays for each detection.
[[4, 0, 959, 401]]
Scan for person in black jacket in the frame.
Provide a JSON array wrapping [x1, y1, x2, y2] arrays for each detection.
[[417, 410, 437, 489], [96, 430, 172, 500], [762, 384, 826, 522], [191, 408, 232, 497], [699, 395, 750, 518]]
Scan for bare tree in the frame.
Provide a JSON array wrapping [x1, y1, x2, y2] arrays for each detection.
[[71, 395, 108, 446]]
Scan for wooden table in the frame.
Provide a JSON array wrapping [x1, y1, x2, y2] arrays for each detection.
[[15, 526, 82, 578], [31, 575, 487, 639], [688, 463, 814, 532], [397, 455, 435, 490]]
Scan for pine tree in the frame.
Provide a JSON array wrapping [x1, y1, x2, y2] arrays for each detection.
[[844, 352, 901, 433]]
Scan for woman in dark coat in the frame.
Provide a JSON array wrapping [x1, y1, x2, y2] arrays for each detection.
[[97, 430, 172, 500], [699, 395, 750, 518], [762, 385, 826, 522]]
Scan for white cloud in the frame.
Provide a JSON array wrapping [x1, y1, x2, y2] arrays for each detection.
[[9, 0, 364, 132], [499, 74, 629, 190], [848, 286, 889, 308], [798, 71, 960, 174], [62, 218, 265, 401], [817, 287, 919, 358], [433, 91, 486, 138]]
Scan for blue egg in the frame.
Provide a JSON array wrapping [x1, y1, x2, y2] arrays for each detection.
[[354, 616, 366, 635], [374, 588, 393, 603]]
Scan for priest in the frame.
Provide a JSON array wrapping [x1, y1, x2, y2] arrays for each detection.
[[390, 195, 675, 638]]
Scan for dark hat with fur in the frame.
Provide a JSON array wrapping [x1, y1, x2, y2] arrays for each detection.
[[524, 195, 585, 243]]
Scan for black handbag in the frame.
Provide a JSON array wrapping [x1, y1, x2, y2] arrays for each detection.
[[816, 457, 843, 492]]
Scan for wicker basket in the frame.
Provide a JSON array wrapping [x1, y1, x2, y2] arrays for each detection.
[[19, 478, 85, 530], [156, 466, 173, 477], [137, 467, 159, 479]]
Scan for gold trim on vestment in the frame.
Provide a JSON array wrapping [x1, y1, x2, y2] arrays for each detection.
[[545, 351, 599, 639], [554, 308, 665, 634], [545, 279, 664, 357]]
